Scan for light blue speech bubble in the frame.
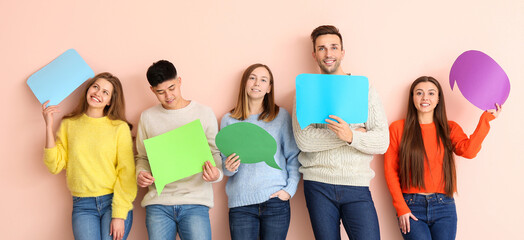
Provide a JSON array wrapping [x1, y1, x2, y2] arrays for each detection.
[[27, 49, 94, 106], [296, 74, 369, 129]]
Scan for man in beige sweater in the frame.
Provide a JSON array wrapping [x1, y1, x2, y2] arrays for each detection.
[[135, 60, 222, 240], [292, 25, 389, 240]]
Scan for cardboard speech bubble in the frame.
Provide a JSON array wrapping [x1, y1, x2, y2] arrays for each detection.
[[216, 122, 280, 170], [296, 74, 369, 129], [449, 50, 510, 110], [27, 49, 94, 106], [144, 119, 215, 195]]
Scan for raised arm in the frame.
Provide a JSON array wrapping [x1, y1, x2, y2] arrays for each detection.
[[452, 109, 499, 158], [42, 101, 67, 174]]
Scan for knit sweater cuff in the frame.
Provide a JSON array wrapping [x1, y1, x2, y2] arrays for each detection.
[[282, 184, 298, 198], [112, 206, 130, 219]]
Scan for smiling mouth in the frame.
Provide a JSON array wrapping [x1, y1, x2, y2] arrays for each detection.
[[91, 96, 101, 103], [323, 59, 335, 65]]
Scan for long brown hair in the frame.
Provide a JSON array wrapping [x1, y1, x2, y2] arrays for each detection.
[[64, 72, 132, 129], [399, 76, 455, 196], [229, 63, 279, 122]]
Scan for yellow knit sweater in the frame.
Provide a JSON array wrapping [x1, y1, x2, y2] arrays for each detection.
[[44, 114, 137, 219]]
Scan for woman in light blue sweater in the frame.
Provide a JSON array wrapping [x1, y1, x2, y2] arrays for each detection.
[[221, 63, 300, 240]]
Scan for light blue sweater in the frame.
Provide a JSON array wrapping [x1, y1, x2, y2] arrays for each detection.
[[221, 108, 301, 208]]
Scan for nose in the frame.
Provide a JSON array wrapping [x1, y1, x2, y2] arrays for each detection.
[[326, 48, 333, 57], [254, 79, 260, 86]]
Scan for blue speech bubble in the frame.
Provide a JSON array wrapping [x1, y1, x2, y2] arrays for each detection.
[[296, 74, 369, 129], [27, 49, 94, 106]]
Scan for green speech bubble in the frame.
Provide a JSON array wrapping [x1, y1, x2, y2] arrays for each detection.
[[216, 122, 280, 170], [144, 119, 215, 195]]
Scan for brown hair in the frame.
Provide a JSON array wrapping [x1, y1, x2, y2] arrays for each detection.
[[399, 76, 455, 196], [310, 25, 343, 52], [229, 63, 279, 122], [65, 72, 132, 129]]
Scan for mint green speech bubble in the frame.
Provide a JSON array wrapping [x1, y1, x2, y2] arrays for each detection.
[[216, 122, 280, 170], [144, 119, 215, 195]]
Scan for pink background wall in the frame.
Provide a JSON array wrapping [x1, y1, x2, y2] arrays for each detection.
[[1, 0, 523, 239]]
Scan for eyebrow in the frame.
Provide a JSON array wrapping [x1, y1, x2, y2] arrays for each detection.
[[156, 84, 175, 93], [317, 43, 340, 48], [415, 89, 437, 92], [94, 83, 111, 93]]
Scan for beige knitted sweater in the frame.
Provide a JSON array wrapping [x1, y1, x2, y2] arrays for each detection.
[[292, 86, 389, 186]]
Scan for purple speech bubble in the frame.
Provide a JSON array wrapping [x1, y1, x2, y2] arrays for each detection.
[[449, 50, 510, 110]]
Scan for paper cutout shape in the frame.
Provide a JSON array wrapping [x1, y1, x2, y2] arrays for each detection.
[[216, 122, 280, 170], [27, 49, 94, 106], [449, 50, 510, 110], [296, 74, 369, 129], [144, 119, 215, 195]]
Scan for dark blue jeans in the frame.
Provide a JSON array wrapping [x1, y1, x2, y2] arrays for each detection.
[[229, 197, 291, 240], [303, 180, 380, 240], [401, 193, 457, 240]]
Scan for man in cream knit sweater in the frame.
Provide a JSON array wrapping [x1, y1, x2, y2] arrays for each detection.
[[292, 25, 389, 240], [135, 60, 223, 240]]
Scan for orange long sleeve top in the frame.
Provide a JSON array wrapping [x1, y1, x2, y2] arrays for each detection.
[[384, 112, 495, 216]]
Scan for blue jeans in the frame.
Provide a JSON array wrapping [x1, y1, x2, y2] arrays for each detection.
[[303, 180, 380, 240], [401, 193, 457, 240], [229, 197, 291, 240], [145, 204, 211, 240], [72, 193, 133, 240]]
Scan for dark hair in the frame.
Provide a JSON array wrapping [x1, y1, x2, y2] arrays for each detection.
[[399, 76, 455, 196], [310, 25, 343, 52], [146, 60, 177, 87], [229, 63, 279, 122], [65, 72, 132, 129]]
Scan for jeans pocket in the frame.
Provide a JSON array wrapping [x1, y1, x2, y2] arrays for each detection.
[[403, 195, 414, 206], [438, 195, 455, 204]]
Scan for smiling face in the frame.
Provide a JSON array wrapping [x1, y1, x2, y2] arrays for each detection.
[[150, 78, 182, 110], [312, 34, 345, 75], [86, 78, 114, 110], [413, 81, 439, 116], [245, 67, 271, 101]]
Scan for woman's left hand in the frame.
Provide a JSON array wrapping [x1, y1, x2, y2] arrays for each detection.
[[110, 218, 125, 240], [270, 190, 291, 201], [202, 161, 220, 182], [487, 103, 502, 118]]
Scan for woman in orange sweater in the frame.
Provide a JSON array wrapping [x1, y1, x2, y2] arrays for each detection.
[[384, 76, 501, 240]]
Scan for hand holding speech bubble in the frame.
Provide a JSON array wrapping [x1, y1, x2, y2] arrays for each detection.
[[216, 122, 280, 170], [296, 74, 369, 129], [449, 50, 510, 110], [144, 119, 215, 195]]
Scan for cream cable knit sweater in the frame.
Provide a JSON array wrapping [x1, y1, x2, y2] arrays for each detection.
[[292, 85, 389, 186]]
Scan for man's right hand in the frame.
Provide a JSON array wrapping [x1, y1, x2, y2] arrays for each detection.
[[137, 171, 155, 187]]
